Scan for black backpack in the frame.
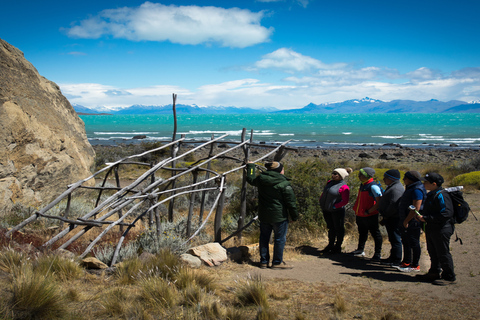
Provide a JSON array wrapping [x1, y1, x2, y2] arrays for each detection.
[[441, 186, 477, 244], [442, 187, 471, 224]]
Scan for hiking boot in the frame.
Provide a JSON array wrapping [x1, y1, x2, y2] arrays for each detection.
[[415, 272, 441, 282], [432, 278, 456, 286], [271, 261, 293, 270], [330, 247, 342, 254], [260, 263, 268, 269], [320, 245, 334, 253]]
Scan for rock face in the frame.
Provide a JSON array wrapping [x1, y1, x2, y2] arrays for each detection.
[[0, 39, 95, 215]]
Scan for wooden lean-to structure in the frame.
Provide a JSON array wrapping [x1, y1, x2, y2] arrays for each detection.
[[6, 94, 295, 266]]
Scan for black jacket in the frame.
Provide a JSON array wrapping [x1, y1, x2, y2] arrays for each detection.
[[378, 180, 404, 219]]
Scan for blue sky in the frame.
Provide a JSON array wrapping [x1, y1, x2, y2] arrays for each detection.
[[2, 0, 480, 110]]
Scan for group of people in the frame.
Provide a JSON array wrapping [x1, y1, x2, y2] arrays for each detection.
[[246, 161, 457, 286]]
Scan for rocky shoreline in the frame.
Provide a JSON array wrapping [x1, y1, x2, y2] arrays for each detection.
[[94, 142, 480, 171]]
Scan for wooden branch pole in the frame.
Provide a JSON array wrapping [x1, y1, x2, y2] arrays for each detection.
[[199, 134, 215, 223], [168, 93, 178, 222], [186, 170, 198, 237], [237, 128, 249, 241], [214, 176, 226, 242]]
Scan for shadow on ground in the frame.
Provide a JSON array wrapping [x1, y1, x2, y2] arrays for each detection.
[[296, 245, 419, 283]]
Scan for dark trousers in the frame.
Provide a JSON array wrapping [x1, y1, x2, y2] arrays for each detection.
[[259, 220, 288, 265], [384, 216, 402, 263], [426, 224, 456, 281], [400, 220, 421, 267], [356, 214, 382, 256], [323, 209, 345, 249]]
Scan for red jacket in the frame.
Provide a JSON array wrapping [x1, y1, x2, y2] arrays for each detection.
[[353, 178, 379, 217]]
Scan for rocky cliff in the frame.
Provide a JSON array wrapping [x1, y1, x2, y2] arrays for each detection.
[[0, 39, 95, 215]]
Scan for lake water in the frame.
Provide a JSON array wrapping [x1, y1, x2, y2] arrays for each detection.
[[80, 113, 480, 149]]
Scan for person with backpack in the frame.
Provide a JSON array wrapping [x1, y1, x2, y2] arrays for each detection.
[[350, 167, 383, 261], [415, 172, 456, 285], [397, 171, 427, 272], [377, 169, 404, 267], [319, 167, 352, 254]]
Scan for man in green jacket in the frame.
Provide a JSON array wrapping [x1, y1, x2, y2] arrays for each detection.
[[246, 161, 298, 269]]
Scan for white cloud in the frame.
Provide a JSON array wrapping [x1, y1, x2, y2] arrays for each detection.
[[66, 2, 273, 48], [254, 48, 346, 73], [406, 67, 443, 82]]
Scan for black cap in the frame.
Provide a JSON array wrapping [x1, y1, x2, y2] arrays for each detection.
[[384, 169, 401, 180], [423, 172, 444, 186], [404, 170, 422, 182]]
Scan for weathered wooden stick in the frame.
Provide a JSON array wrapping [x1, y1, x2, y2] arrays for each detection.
[[186, 170, 198, 237], [214, 176, 226, 242], [184, 178, 224, 244], [168, 94, 178, 222], [35, 212, 103, 227], [59, 193, 72, 229], [199, 134, 215, 223], [220, 215, 258, 245]]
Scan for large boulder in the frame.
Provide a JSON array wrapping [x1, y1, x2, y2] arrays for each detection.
[[0, 39, 95, 215]]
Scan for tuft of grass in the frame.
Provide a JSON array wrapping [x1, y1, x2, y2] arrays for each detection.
[[198, 300, 225, 320], [256, 306, 278, 320], [333, 293, 347, 314], [9, 264, 67, 319], [143, 248, 182, 281], [138, 276, 178, 309], [34, 253, 84, 281], [0, 247, 27, 274], [97, 287, 132, 318], [174, 267, 217, 293], [236, 274, 268, 308], [182, 283, 203, 306], [113, 257, 143, 285]]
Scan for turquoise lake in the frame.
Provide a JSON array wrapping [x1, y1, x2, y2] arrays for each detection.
[[80, 113, 480, 149]]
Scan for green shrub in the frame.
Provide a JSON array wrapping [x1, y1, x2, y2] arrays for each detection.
[[285, 159, 330, 232], [452, 171, 480, 189]]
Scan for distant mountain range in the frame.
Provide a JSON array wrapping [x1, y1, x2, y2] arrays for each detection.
[[73, 98, 480, 115]]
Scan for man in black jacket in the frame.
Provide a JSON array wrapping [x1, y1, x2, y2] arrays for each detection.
[[416, 172, 456, 285], [247, 161, 298, 269], [378, 169, 404, 266]]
